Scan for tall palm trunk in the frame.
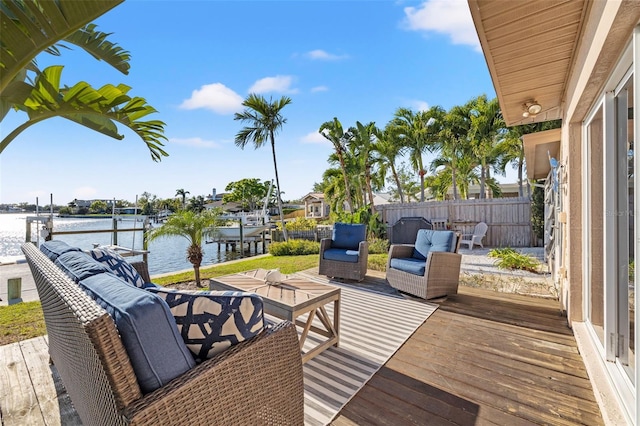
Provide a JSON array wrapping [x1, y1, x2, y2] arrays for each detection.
[[337, 151, 354, 212], [365, 163, 376, 210], [390, 162, 405, 203], [187, 244, 203, 286], [270, 130, 288, 241]]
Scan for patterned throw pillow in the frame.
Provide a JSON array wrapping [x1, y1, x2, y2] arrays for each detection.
[[147, 287, 265, 362], [89, 247, 146, 288]]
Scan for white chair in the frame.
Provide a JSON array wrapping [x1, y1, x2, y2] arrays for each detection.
[[460, 222, 488, 250]]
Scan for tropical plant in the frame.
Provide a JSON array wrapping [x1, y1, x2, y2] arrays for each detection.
[[186, 195, 206, 213], [319, 117, 354, 212], [223, 178, 271, 211], [268, 239, 320, 256], [488, 247, 541, 273], [147, 210, 219, 286], [234, 94, 291, 241], [389, 106, 444, 201], [0, 1, 168, 159], [376, 124, 407, 203], [175, 189, 190, 208], [469, 95, 504, 198], [89, 200, 108, 214], [350, 121, 379, 210]]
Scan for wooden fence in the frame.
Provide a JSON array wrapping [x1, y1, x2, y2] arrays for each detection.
[[375, 197, 534, 248]]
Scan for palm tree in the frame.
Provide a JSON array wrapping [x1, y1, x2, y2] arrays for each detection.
[[376, 124, 406, 203], [148, 210, 218, 286], [234, 94, 291, 241], [1, 2, 167, 159], [350, 121, 379, 210], [469, 95, 504, 198], [319, 117, 354, 212], [390, 106, 444, 202], [175, 189, 190, 209]]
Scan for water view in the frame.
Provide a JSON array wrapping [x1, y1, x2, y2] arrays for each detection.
[[0, 213, 266, 275]]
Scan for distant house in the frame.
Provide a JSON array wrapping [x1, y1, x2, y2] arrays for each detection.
[[302, 193, 329, 219], [444, 182, 526, 200]]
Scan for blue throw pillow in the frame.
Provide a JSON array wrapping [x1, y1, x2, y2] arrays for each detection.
[[332, 223, 366, 250], [89, 247, 147, 288], [413, 230, 455, 260], [79, 273, 196, 393], [54, 250, 113, 283], [147, 287, 265, 362], [40, 240, 82, 262]]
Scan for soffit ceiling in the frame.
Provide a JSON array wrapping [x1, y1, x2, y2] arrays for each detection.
[[468, 0, 589, 126]]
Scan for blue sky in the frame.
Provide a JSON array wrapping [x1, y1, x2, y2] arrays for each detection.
[[0, 0, 498, 206]]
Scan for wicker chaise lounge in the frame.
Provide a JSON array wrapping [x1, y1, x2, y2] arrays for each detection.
[[386, 229, 462, 300], [22, 242, 304, 425]]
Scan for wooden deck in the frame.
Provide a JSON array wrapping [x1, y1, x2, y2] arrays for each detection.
[[0, 272, 603, 425], [331, 283, 603, 425]]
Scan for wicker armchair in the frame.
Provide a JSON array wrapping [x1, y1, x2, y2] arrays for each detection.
[[21, 242, 304, 426], [386, 230, 462, 300], [319, 222, 368, 281]]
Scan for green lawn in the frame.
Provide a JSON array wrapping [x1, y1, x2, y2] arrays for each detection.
[[1, 253, 388, 346]]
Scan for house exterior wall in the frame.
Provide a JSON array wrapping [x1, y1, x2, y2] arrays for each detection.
[[556, 3, 640, 424]]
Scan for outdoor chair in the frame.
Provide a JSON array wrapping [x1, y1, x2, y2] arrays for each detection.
[[460, 221, 488, 250], [386, 229, 462, 300], [319, 222, 368, 281]]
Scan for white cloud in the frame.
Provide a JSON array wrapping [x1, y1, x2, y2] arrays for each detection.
[[403, 0, 481, 51], [169, 137, 220, 148], [305, 49, 349, 61], [301, 131, 329, 145], [179, 83, 243, 114], [248, 75, 298, 94], [73, 186, 98, 199], [311, 86, 329, 93], [410, 100, 430, 111]]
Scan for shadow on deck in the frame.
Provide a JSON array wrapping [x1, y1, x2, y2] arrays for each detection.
[[330, 274, 603, 425]]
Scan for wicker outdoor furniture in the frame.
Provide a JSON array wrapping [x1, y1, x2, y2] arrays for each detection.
[[319, 222, 368, 281], [21, 242, 304, 426], [386, 229, 462, 300]]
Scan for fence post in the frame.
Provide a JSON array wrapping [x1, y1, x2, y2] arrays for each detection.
[[8, 278, 21, 301]]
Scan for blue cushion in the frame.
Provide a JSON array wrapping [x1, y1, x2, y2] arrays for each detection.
[[413, 230, 455, 260], [79, 273, 196, 393], [390, 257, 426, 276], [54, 251, 113, 283], [147, 287, 265, 362], [40, 240, 82, 262], [332, 223, 366, 250], [323, 248, 360, 263], [89, 247, 147, 288]]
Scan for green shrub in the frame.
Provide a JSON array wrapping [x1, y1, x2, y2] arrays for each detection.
[[367, 254, 388, 272], [488, 247, 540, 273], [269, 239, 320, 256], [368, 237, 389, 254], [276, 216, 318, 231]]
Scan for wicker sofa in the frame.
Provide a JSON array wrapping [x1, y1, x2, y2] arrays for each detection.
[[385, 229, 462, 300], [22, 242, 304, 426]]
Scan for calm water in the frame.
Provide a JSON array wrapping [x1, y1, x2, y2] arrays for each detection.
[[0, 213, 266, 275]]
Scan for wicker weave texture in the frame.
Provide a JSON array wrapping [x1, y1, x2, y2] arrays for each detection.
[[318, 238, 369, 282], [22, 243, 304, 426], [385, 244, 462, 300]]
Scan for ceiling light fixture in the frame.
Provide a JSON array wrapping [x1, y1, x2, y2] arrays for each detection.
[[522, 101, 542, 118]]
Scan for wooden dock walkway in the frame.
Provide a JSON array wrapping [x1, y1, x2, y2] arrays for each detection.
[[1, 272, 603, 425]]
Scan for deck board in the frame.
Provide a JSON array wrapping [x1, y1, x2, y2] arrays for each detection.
[[331, 282, 604, 426], [1, 271, 604, 425]]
